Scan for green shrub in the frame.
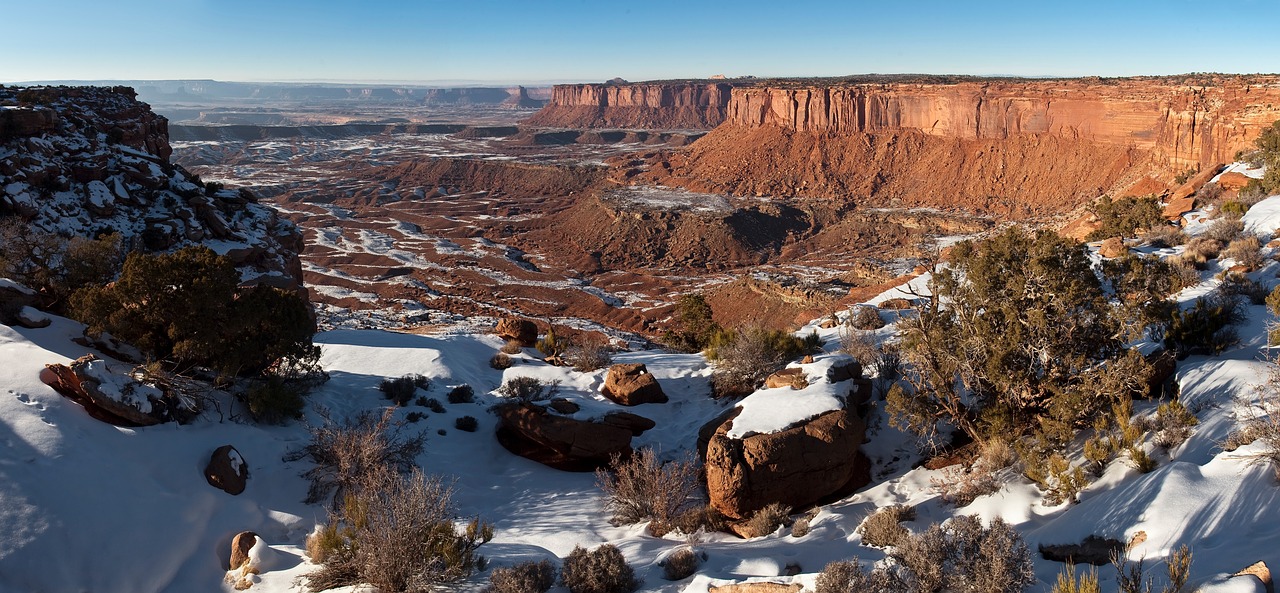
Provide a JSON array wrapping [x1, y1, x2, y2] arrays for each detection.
[[69, 246, 316, 376], [560, 545, 638, 593], [536, 327, 565, 358], [1023, 449, 1091, 506], [1221, 200, 1250, 217], [486, 560, 556, 593], [662, 293, 723, 353], [1164, 293, 1244, 356], [1087, 195, 1165, 241], [245, 378, 305, 424]]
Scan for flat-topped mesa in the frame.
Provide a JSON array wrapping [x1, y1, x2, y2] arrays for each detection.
[[524, 82, 736, 129], [725, 78, 1280, 168]]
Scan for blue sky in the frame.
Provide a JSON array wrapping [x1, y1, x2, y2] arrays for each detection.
[[3, 0, 1278, 84]]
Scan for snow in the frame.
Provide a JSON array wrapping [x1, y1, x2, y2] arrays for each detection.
[[16, 306, 48, 326], [0, 278, 35, 296], [1240, 194, 1280, 237], [5, 216, 1280, 592], [726, 355, 852, 439], [85, 179, 115, 211], [79, 357, 162, 414]]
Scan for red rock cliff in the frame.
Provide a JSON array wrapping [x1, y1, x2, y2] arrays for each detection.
[[524, 83, 735, 129], [724, 78, 1280, 168], [629, 76, 1280, 216]]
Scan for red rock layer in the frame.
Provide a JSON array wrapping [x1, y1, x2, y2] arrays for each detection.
[[524, 83, 734, 129]]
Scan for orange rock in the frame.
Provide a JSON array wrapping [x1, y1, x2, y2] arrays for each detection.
[[1099, 237, 1127, 258], [1218, 171, 1254, 191], [1060, 212, 1102, 241]]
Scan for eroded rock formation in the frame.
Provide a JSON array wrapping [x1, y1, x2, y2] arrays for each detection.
[[525, 83, 736, 129]]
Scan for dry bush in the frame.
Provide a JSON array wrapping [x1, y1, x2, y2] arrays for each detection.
[[815, 559, 896, 593], [560, 544, 639, 593], [932, 439, 1016, 506], [672, 504, 727, 536], [596, 448, 700, 536], [304, 468, 492, 593], [857, 504, 915, 548], [1022, 449, 1091, 506], [739, 502, 791, 538], [1151, 400, 1198, 450], [790, 507, 820, 538], [490, 353, 513, 370], [1112, 544, 1193, 593], [1144, 223, 1187, 248], [1224, 235, 1264, 270], [286, 408, 426, 507], [892, 516, 1034, 593], [848, 306, 885, 330], [709, 326, 803, 398], [497, 376, 557, 403], [455, 416, 478, 432], [1169, 259, 1202, 291], [1219, 272, 1269, 305], [565, 340, 613, 373], [1223, 376, 1280, 479], [485, 559, 556, 593], [1178, 237, 1224, 269], [1205, 216, 1245, 242], [661, 547, 701, 581], [501, 340, 525, 355], [1052, 563, 1101, 593], [447, 384, 474, 404]]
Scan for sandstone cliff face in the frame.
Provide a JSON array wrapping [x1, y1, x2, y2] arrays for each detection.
[[624, 76, 1280, 215], [724, 78, 1280, 168], [524, 83, 735, 129]]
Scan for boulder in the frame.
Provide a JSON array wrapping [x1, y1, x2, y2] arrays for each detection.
[[601, 363, 668, 405], [1234, 561, 1274, 593], [229, 531, 259, 569], [708, 583, 802, 593], [764, 368, 807, 390], [495, 317, 538, 347], [705, 405, 871, 521], [206, 445, 249, 495], [495, 403, 635, 471], [1217, 171, 1254, 192], [547, 398, 580, 414], [601, 411, 656, 436], [40, 354, 175, 426], [1060, 212, 1103, 242], [0, 279, 38, 326], [1098, 237, 1127, 258], [15, 306, 50, 329]]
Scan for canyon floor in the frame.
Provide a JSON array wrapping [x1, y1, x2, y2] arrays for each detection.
[[170, 104, 991, 340]]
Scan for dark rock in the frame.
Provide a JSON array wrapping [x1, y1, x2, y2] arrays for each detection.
[[205, 445, 248, 495]]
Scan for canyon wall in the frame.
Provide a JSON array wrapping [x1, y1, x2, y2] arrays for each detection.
[[524, 83, 736, 129], [724, 78, 1280, 168]]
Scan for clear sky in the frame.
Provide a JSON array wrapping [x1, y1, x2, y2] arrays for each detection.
[[3, 0, 1278, 84]]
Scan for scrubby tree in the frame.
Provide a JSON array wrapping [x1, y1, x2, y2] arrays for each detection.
[[890, 228, 1150, 446], [663, 293, 723, 353], [69, 245, 317, 376]]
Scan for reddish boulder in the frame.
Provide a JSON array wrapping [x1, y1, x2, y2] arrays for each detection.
[[206, 445, 249, 495], [1098, 237, 1127, 258], [40, 354, 174, 426], [1217, 171, 1254, 192], [229, 531, 258, 569], [601, 411, 656, 436], [705, 405, 870, 521], [495, 317, 538, 347], [601, 363, 667, 405], [495, 403, 636, 471], [764, 368, 808, 390]]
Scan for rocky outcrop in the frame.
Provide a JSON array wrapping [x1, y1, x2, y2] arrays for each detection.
[[0, 86, 306, 293], [601, 363, 667, 405], [205, 445, 249, 495], [0, 279, 37, 326], [629, 75, 1280, 217], [495, 317, 538, 347], [704, 404, 871, 521], [525, 83, 736, 129], [494, 403, 652, 471], [40, 354, 187, 427]]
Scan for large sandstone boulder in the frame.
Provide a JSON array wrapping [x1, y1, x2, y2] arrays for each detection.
[[705, 405, 870, 521], [495, 317, 538, 347], [206, 445, 249, 495], [601, 363, 668, 405], [40, 354, 179, 426], [495, 403, 653, 471]]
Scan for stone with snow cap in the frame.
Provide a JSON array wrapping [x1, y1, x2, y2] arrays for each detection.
[[206, 445, 249, 495]]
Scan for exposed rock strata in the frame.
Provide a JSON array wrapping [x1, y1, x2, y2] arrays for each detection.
[[525, 83, 735, 129]]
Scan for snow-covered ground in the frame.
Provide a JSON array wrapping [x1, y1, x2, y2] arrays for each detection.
[[5, 197, 1280, 593]]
